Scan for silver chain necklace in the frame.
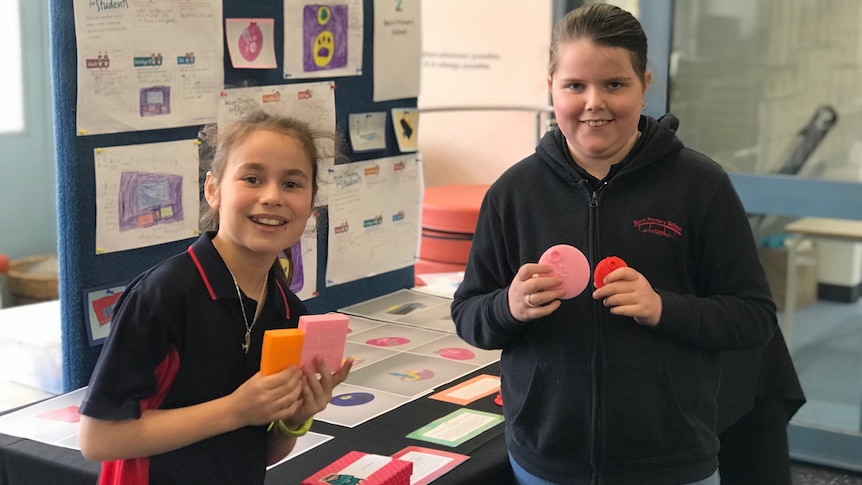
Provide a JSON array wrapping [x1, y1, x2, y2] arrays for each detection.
[[229, 270, 268, 354]]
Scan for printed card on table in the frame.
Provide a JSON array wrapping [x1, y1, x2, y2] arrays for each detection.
[[428, 374, 500, 405], [300, 451, 412, 485], [407, 408, 504, 447], [391, 446, 470, 485]]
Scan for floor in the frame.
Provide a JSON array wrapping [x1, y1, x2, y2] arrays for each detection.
[[782, 297, 862, 484], [791, 461, 862, 484], [786, 299, 862, 433]]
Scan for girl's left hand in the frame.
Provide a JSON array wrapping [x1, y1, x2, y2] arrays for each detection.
[[592, 266, 662, 327], [281, 357, 353, 428]]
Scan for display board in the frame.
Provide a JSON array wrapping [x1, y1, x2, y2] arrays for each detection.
[[49, 0, 419, 391]]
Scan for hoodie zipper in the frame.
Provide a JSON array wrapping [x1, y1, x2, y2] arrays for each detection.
[[587, 180, 609, 485]]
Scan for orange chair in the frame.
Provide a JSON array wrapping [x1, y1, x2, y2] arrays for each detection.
[[0, 253, 9, 308]]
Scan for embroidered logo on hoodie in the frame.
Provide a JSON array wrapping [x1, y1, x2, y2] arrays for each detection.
[[633, 217, 681, 239]]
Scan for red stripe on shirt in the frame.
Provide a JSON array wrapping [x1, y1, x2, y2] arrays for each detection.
[[275, 280, 290, 320], [188, 246, 217, 300], [98, 347, 181, 485]]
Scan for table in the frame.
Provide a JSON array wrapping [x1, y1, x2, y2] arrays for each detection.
[[0, 348, 807, 485], [782, 217, 862, 347], [0, 363, 512, 485]]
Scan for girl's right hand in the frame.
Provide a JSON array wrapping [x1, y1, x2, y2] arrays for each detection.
[[231, 366, 304, 427], [508, 263, 565, 322]]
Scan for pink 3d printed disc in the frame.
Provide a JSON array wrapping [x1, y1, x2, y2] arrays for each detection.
[[539, 244, 590, 299]]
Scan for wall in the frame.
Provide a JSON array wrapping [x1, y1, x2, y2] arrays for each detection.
[[417, 0, 672, 187], [417, 0, 553, 187]]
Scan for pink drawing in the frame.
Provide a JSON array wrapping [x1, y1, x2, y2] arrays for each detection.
[[436, 347, 475, 360], [366, 337, 410, 347], [239, 22, 263, 62], [37, 406, 81, 423]]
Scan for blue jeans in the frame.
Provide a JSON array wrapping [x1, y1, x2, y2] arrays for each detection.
[[509, 454, 720, 485]]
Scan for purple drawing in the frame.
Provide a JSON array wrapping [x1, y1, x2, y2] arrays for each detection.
[[330, 392, 375, 406], [118, 171, 184, 232], [302, 4, 348, 72], [139, 86, 171, 117], [279, 239, 305, 293]]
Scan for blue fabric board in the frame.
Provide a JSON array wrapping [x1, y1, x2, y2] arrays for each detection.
[[50, 0, 417, 391]]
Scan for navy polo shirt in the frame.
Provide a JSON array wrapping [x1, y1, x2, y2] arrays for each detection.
[[80, 231, 307, 485]]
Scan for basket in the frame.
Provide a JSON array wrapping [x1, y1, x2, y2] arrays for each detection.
[[8, 255, 59, 306]]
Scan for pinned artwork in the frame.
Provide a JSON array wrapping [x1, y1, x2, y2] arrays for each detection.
[[83, 283, 128, 346], [225, 18, 277, 69], [391, 108, 418, 152], [303, 4, 348, 71], [283, 0, 364, 80]]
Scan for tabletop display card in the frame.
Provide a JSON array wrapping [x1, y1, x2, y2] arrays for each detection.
[[301, 451, 412, 485], [299, 312, 350, 370]]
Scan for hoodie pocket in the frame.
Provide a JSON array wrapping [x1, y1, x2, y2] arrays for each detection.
[[603, 359, 708, 461], [507, 360, 593, 460]]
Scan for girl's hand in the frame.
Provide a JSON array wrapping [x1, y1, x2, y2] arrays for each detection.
[[592, 266, 662, 326], [230, 366, 303, 427], [508, 263, 565, 322], [282, 357, 354, 429]]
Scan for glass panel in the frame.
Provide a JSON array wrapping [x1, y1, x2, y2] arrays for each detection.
[[670, 0, 862, 469], [670, 0, 862, 182]]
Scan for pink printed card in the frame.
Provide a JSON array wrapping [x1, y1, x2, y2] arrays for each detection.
[[299, 312, 350, 371], [391, 446, 469, 485]]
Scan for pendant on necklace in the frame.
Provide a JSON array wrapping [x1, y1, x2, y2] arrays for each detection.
[[242, 331, 251, 353]]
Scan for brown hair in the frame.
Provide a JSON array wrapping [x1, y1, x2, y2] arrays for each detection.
[[549, 3, 648, 83], [198, 110, 340, 289]]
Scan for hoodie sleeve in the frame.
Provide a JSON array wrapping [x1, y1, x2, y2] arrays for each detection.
[[451, 192, 528, 350], [653, 172, 778, 351]]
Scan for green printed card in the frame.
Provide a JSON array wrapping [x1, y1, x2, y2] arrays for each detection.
[[406, 408, 504, 447]]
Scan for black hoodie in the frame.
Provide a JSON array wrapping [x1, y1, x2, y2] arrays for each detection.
[[452, 115, 777, 484]]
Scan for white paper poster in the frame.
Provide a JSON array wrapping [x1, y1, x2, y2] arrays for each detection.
[[418, 0, 550, 108], [282, 0, 364, 80], [373, 0, 421, 101], [73, 0, 223, 136], [217, 82, 338, 204], [94, 139, 201, 254], [326, 155, 422, 286]]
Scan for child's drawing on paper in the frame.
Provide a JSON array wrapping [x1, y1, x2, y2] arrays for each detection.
[[118, 171, 184, 231], [303, 4, 348, 71]]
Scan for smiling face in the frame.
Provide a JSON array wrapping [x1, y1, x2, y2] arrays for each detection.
[[205, 128, 314, 261], [549, 39, 650, 177]]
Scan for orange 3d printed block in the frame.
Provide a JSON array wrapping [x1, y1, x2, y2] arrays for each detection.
[[260, 328, 305, 376]]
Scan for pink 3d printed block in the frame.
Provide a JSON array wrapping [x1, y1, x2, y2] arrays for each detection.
[[298, 312, 350, 371]]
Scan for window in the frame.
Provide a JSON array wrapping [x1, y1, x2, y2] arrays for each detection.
[[0, 1, 24, 133]]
